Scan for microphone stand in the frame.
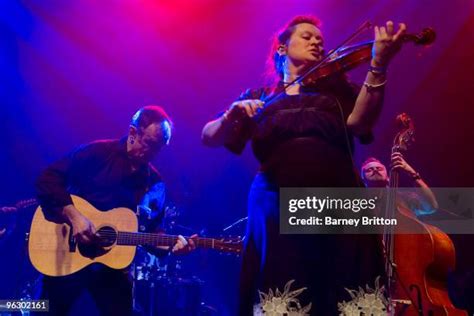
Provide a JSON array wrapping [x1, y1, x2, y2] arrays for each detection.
[[222, 216, 248, 233]]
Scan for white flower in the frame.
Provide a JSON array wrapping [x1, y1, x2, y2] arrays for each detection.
[[338, 276, 388, 316], [262, 301, 276, 312], [254, 280, 312, 315], [338, 302, 360, 316]]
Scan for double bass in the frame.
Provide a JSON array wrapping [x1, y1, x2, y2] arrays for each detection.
[[383, 113, 466, 315]]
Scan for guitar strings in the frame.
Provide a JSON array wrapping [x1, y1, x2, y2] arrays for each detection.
[[93, 231, 238, 249]]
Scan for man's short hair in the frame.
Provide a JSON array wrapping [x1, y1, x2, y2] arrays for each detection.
[[361, 157, 383, 169], [131, 105, 172, 131]]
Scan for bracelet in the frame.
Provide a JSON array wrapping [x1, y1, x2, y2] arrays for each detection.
[[368, 64, 387, 75], [363, 80, 387, 91], [411, 172, 422, 181]]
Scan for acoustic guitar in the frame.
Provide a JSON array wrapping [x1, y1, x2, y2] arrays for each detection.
[[28, 195, 242, 277]]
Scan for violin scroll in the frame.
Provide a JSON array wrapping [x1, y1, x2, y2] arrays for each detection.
[[394, 113, 415, 152], [402, 27, 436, 45]]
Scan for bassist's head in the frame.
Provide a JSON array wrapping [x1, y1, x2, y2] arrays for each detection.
[[361, 157, 389, 188]]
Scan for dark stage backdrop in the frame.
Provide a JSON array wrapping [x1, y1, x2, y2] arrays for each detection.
[[1, 0, 473, 314]]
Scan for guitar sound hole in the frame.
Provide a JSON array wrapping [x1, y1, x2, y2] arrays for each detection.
[[96, 226, 117, 247], [77, 226, 116, 259]]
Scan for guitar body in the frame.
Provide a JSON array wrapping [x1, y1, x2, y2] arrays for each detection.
[[28, 195, 138, 277]]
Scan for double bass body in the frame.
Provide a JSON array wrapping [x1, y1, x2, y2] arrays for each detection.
[[384, 114, 466, 315], [392, 205, 466, 315]]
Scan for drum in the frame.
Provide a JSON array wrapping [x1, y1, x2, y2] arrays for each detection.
[[132, 247, 168, 281]]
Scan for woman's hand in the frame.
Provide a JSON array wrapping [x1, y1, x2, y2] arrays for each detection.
[[371, 21, 407, 67], [202, 99, 263, 147], [226, 99, 264, 119]]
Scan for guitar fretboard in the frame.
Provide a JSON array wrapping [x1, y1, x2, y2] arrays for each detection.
[[116, 232, 218, 249]]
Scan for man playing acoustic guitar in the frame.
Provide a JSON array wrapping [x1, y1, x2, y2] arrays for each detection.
[[35, 105, 195, 315]]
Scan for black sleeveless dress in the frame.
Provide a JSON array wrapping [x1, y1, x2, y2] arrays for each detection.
[[225, 79, 385, 315]]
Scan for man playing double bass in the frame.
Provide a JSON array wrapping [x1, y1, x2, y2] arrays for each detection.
[[361, 153, 438, 216]]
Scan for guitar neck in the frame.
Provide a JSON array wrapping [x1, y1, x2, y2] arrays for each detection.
[[117, 232, 217, 250]]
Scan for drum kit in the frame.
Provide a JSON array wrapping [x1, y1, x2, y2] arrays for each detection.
[[130, 205, 246, 316], [131, 246, 206, 316]]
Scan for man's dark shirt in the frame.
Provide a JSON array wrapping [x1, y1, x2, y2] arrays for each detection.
[[36, 138, 164, 222]]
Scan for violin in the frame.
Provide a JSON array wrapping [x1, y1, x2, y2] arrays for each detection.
[[261, 26, 436, 107], [301, 27, 436, 87], [383, 113, 467, 316]]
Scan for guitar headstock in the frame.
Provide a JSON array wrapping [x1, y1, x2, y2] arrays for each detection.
[[213, 236, 243, 255], [1, 198, 37, 214], [15, 198, 38, 210]]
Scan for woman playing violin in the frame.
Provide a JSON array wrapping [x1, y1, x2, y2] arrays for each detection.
[[202, 15, 406, 315]]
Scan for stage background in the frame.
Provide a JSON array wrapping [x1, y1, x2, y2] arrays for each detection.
[[1, 0, 474, 314]]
